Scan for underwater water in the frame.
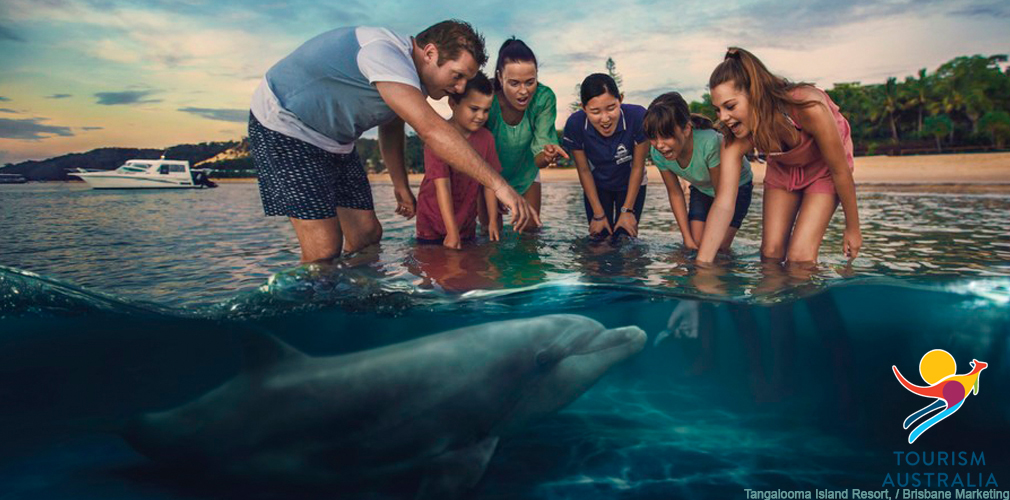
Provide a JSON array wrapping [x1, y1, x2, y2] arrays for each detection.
[[1, 182, 1009, 499]]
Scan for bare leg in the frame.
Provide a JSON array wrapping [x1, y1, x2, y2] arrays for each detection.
[[289, 217, 343, 263], [761, 188, 802, 262], [786, 193, 838, 263], [690, 220, 705, 245], [335, 207, 383, 254]]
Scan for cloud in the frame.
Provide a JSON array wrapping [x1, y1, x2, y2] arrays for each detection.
[[0, 97, 10, 102], [94, 90, 161, 105], [951, 3, 1010, 17], [0, 117, 75, 140], [0, 109, 18, 113], [46, 94, 72, 99], [178, 107, 247, 123], [0, 24, 25, 42], [81, 126, 103, 131]]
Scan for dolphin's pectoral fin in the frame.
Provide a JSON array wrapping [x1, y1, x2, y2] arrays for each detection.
[[416, 436, 499, 500], [903, 399, 945, 430], [238, 329, 307, 372]]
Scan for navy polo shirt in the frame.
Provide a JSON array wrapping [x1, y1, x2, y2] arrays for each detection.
[[562, 103, 647, 191]]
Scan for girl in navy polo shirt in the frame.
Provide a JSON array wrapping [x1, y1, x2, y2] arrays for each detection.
[[563, 74, 649, 240]]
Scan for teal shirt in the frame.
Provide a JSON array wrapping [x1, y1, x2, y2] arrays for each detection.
[[651, 128, 753, 197], [486, 84, 560, 195]]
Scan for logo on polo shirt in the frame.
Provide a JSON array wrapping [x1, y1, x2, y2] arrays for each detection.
[[615, 144, 631, 165]]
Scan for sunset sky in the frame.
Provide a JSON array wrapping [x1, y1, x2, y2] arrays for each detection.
[[1, 0, 1008, 165]]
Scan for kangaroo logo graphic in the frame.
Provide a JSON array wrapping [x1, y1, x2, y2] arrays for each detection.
[[892, 350, 987, 444]]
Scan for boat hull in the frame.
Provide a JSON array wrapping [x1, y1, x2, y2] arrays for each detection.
[[70, 174, 205, 189]]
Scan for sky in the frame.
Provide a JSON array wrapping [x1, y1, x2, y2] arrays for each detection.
[[0, 0, 1008, 165]]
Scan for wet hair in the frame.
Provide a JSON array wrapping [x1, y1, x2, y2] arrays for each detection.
[[416, 19, 488, 67], [579, 73, 621, 107], [643, 92, 714, 139], [708, 47, 817, 152], [493, 37, 538, 92], [449, 72, 493, 104]]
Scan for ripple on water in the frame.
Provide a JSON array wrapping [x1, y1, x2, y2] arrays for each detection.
[[0, 183, 1008, 309]]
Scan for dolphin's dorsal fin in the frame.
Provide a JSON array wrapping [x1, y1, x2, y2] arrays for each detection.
[[239, 329, 306, 372]]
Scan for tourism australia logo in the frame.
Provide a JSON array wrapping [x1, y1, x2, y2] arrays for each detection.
[[892, 350, 988, 444]]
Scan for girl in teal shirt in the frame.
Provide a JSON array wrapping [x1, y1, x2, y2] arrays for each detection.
[[644, 92, 754, 252], [483, 38, 568, 229]]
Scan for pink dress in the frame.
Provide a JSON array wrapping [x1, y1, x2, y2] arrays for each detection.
[[763, 87, 854, 195]]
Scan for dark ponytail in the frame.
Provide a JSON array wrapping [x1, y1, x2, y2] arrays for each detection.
[[493, 37, 537, 92], [579, 73, 620, 106]]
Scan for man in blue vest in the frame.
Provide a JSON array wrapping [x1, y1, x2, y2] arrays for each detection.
[[250, 20, 538, 262]]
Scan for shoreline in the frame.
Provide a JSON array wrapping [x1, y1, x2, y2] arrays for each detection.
[[212, 152, 1010, 193]]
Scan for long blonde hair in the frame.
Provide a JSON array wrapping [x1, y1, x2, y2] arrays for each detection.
[[708, 47, 819, 153]]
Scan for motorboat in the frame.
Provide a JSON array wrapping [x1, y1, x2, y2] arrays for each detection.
[[0, 173, 28, 184], [69, 159, 217, 189]]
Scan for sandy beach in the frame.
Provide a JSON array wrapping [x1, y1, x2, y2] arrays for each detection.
[[228, 152, 1010, 192]]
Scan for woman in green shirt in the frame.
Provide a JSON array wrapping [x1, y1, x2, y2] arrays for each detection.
[[483, 38, 568, 230], [644, 92, 754, 252]]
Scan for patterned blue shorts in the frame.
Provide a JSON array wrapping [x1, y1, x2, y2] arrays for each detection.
[[248, 113, 373, 219]]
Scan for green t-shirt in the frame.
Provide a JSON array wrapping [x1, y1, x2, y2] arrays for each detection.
[[486, 84, 560, 195], [650, 128, 753, 197]]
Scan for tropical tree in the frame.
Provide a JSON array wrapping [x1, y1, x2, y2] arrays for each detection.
[[901, 68, 930, 135], [923, 114, 953, 152], [828, 82, 874, 141], [689, 93, 716, 121], [870, 77, 901, 143], [932, 55, 1008, 135], [979, 110, 1010, 148]]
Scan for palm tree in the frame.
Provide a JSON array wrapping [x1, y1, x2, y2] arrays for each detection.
[[878, 77, 901, 143], [901, 69, 930, 135]]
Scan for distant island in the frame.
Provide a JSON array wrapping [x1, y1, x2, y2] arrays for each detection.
[[0, 136, 427, 181]]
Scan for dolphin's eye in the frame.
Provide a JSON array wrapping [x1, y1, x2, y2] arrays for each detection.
[[535, 349, 556, 367]]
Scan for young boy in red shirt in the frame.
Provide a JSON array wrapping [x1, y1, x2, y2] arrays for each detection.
[[416, 72, 502, 248]]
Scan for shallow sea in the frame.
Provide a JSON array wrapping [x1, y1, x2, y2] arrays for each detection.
[[1, 181, 1008, 499]]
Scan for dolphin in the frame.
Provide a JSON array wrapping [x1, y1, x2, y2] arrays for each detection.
[[123, 314, 646, 498]]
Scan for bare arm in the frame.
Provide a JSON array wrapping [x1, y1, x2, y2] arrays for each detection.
[[696, 139, 748, 263], [792, 90, 861, 258], [572, 149, 610, 235], [614, 141, 649, 238], [434, 177, 460, 249], [659, 170, 694, 247], [375, 81, 539, 231], [483, 185, 501, 241], [378, 117, 415, 218]]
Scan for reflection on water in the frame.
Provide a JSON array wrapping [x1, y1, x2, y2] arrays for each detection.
[[2, 183, 1009, 308]]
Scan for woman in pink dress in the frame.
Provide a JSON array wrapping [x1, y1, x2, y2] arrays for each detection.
[[697, 47, 862, 265]]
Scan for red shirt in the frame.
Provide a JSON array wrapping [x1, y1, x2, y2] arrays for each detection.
[[416, 127, 501, 240]]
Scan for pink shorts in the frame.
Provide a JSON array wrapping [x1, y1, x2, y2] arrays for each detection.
[[763, 161, 837, 194]]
